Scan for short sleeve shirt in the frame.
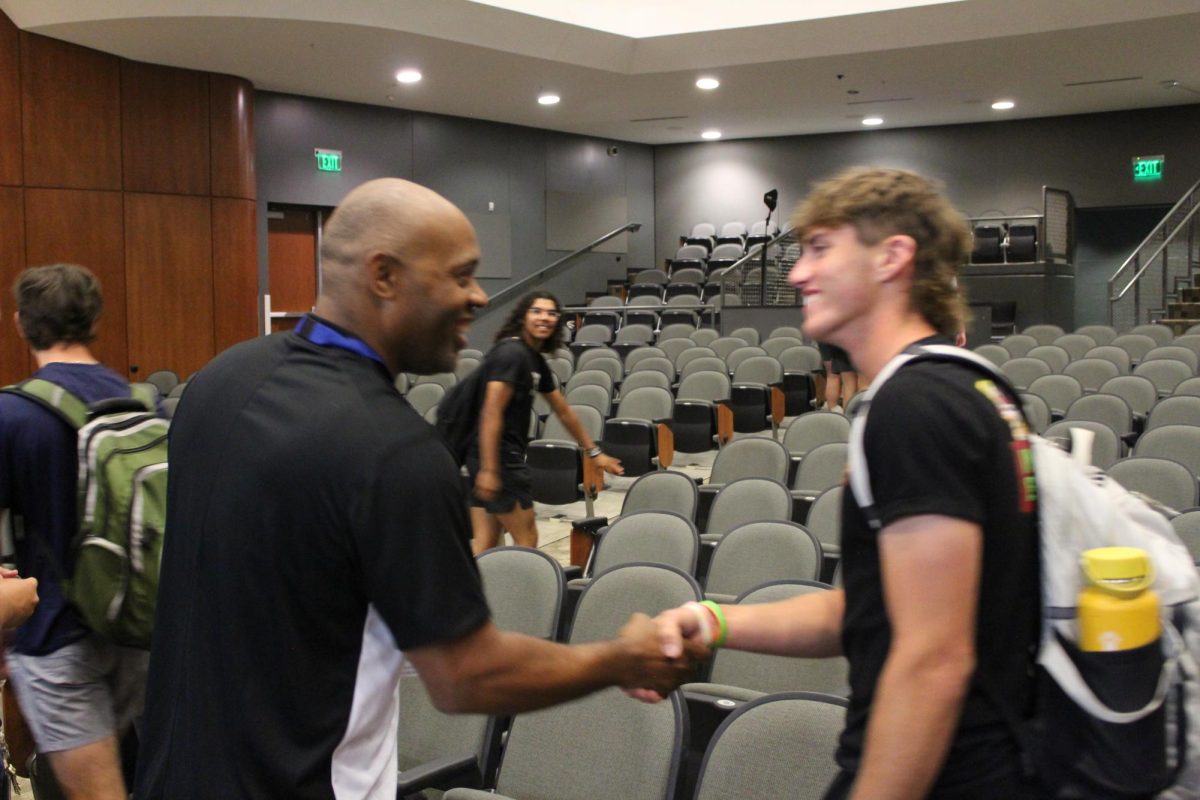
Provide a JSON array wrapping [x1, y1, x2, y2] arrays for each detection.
[[135, 317, 491, 800], [836, 343, 1040, 794], [474, 338, 555, 458], [0, 362, 133, 655]]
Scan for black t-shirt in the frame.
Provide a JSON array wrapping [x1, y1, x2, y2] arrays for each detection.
[[837, 346, 1040, 794], [135, 319, 490, 800], [472, 338, 555, 460]]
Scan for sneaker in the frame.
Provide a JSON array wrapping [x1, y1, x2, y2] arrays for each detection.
[[830, 404, 844, 414]]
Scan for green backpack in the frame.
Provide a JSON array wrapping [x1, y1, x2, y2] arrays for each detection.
[[2, 378, 168, 649]]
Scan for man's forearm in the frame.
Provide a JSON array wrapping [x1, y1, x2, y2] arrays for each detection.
[[722, 590, 844, 657], [847, 649, 973, 800]]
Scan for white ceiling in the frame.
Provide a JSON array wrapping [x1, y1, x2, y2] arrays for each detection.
[[3, 0, 1200, 144]]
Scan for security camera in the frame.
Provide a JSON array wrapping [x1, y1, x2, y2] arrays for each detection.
[[607, 146, 620, 157]]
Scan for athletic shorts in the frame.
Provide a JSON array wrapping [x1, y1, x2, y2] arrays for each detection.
[[6, 635, 148, 752], [816, 342, 854, 374], [466, 457, 533, 513]]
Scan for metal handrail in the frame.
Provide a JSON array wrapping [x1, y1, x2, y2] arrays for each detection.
[[477, 222, 641, 316], [710, 226, 796, 281], [1108, 177, 1200, 285], [1113, 201, 1200, 300]]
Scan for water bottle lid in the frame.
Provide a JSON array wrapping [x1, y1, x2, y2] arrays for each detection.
[[1081, 546, 1154, 596]]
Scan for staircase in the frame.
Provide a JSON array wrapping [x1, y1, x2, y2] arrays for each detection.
[[1109, 178, 1200, 333]]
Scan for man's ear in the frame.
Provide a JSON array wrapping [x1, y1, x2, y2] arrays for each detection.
[[876, 235, 917, 283], [12, 311, 25, 341], [366, 252, 403, 300]]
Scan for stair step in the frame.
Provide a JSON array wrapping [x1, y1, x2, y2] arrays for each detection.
[[1157, 318, 1200, 336], [1180, 287, 1200, 303], [1167, 302, 1200, 319]]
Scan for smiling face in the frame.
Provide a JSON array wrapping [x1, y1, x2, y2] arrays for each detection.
[[382, 208, 486, 374], [788, 224, 880, 347], [521, 297, 562, 349]]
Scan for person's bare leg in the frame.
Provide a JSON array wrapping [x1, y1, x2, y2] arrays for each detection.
[[496, 505, 539, 549], [823, 362, 841, 410], [841, 371, 859, 407], [45, 737, 126, 800], [471, 507, 503, 554]]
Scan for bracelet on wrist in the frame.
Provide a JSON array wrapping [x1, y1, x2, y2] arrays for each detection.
[[586, 446, 603, 458], [699, 600, 728, 648]]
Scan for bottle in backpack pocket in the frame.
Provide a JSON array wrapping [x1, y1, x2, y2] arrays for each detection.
[[1078, 547, 1160, 652]]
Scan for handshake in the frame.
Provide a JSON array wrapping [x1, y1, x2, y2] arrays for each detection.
[[615, 602, 724, 702]]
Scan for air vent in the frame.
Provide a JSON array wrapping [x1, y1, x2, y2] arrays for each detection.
[[846, 97, 912, 105], [630, 115, 689, 123], [1063, 76, 1141, 87]]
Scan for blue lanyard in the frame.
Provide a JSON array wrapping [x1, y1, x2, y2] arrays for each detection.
[[294, 315, 386, 366]]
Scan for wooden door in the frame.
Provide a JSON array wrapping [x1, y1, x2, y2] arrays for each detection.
[[266, 207, 319, 333]]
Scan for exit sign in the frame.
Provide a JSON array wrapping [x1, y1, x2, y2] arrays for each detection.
[[1132, 155, 1164, 182], [315, 148, 343, 172]]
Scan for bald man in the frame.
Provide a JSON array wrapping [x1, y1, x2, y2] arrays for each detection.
[[135, 179, 700, 800]]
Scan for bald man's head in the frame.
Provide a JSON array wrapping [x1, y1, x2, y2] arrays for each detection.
[[319, 178, 467, 298], [312, 179, 485, 374]]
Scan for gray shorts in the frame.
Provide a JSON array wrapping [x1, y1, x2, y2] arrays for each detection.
[[6, 636, 149, 752]]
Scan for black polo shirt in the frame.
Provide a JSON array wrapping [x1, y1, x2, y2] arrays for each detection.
[[136, 317, 490, 800]]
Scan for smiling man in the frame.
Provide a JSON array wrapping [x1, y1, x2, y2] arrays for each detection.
[[651, 168, 1041, 799], [468, 290, 622, 553], [135, 180, 698, 800]]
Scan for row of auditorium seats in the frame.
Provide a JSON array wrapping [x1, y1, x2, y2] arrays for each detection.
[[971, 223, 1038, 264], [399, 551, 846, 800]]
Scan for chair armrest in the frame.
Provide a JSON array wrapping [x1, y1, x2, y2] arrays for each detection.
[[571, 516, 609, 534], [656, 421, 675, 468], [396, 752, 481, 795], [715, 400, 734, 444], [770, 385, 786, 425]]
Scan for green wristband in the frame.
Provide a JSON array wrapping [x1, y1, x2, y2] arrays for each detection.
[[699, 600, 728, 648]]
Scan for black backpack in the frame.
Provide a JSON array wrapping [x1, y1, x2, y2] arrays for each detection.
[[434, 366, 485, 465]]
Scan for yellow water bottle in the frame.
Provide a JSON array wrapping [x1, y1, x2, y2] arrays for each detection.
[[1078, 547, 1160, 652]]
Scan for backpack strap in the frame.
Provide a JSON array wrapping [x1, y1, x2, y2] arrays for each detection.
[[0, 378, 88, 430], [848, 344, 1022, 530]]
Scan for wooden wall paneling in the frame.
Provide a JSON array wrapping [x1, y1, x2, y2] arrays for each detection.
[[0, 187, 27, 384], [124, 194, 214, 379], [20, 33, 120, 190], [0, 11, 21, 186], [210, 75, 255, 200], [266, 208, 318, 313], [211, 198, 258, 351], [121, 61, 210, 195], [24, 189, 128, 375]]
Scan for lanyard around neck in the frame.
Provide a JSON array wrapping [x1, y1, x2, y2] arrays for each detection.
[[294, 315, 386, 366]]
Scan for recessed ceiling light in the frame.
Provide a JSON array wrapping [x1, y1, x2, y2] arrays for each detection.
[[862, 117, 883, 126], [395, 69, 422, 84], [696, 77, 720, 91], [538, 93, 561, 106], [991, 100, 1015, 110], [701, 130, 722, 140]]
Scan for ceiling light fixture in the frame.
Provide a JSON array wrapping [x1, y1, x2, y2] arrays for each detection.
[[862, 117, 883, 126], [991, 100, 1015, 110], [538, 93, 560, 105], [701, 130, 722, 140], [395, 69, 422, 84], [696, 77, 720, 90]]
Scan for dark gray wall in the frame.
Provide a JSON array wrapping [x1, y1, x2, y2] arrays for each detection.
[[655, 104, 1200, 265], [1075, 205, 1171, 327], [254, 92, 655, 346]]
